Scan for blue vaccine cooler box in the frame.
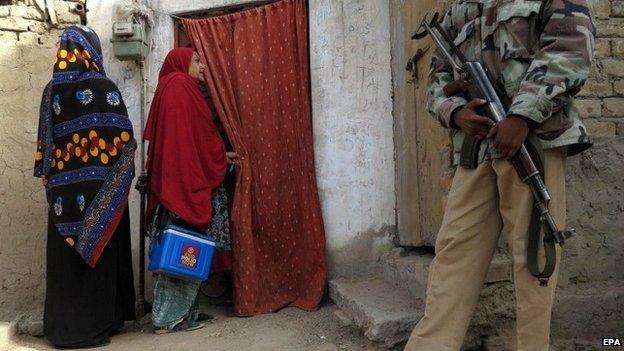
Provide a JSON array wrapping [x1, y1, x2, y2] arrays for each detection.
[[148, 225, 216, 281]]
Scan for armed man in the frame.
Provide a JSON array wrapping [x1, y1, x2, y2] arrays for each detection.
[[406, 1, 595, 350]]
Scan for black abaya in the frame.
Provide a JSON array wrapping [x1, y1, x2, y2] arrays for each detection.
[[44, 209, 135, 348]]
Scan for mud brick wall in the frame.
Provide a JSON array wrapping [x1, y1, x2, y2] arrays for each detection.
[[559, 0, 624, 287], [0, 0, 83, 320], [580, 0, 624, 136]]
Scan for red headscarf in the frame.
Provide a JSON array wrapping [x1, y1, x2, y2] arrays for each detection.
[[144, 48, 227, 230]]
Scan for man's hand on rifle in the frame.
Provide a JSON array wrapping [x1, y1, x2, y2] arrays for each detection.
[[452, 98, 530, 158], [451, 98, 494, 141], [487, 116, 529, 158]]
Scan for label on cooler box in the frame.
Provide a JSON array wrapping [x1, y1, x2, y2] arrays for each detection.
[[180, 244, 199, 269]]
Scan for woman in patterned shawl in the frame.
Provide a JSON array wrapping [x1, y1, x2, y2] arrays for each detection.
[[34, 26, 136, 348]]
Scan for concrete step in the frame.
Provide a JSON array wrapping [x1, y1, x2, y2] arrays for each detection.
[[335, 248, 624, 348], [552, 280, 624, 340], [329, 275, 515, 349], [379, 247, 511, 300], [328, 276, 425, 348], [378, 249, 431, 300], [372, 247, 515, 348], [381, 248, 624, 340]]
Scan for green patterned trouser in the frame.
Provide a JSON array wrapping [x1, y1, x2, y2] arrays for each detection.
[[152, 274, 201, 328]]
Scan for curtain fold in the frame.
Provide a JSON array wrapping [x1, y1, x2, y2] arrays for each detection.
[[183, 0, 326, 316]]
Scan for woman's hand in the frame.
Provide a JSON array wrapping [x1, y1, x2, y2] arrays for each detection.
[[226, 152, 242, 164], [42, 176, 48, 187]]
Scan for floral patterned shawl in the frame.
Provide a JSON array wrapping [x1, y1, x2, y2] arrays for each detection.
[[34, 26, 136, 267]]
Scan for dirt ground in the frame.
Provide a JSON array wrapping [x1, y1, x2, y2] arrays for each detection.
[[6, 296, 387, 351]]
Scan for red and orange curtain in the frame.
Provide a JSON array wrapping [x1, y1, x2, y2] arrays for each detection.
[[183, 0, 326, 316]]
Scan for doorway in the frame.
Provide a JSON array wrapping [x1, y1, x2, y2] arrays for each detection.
[[173, 1, 278, 47], [167, 0, 326, 316], [391, 0, 453, 247]]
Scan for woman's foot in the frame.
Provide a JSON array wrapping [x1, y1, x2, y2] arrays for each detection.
[[154, 319, 206, 335]]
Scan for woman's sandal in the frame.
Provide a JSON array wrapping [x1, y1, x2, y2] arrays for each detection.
[[154, 319, 206, 335], [197, 313, 215, 322]]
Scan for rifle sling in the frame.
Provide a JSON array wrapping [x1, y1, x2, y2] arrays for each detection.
[[527, 207, 558, 285], [524, 136, 558, 286]]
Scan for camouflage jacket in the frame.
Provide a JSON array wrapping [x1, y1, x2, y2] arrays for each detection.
[[428, 0, 595, 165]]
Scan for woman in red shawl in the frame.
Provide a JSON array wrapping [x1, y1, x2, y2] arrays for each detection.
[[145, 48, 236, 333]]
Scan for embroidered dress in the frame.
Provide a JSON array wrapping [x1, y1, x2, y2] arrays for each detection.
[[34, 26, 136, 348], [208, 184, 231, 251]]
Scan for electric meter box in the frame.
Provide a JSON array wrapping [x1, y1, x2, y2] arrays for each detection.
[[111, 22, 148, 61]]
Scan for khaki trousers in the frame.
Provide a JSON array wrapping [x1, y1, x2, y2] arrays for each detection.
[[405, 147, 567, 351]]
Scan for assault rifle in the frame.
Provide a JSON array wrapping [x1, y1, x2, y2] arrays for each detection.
[[412, 13, 576, 286]]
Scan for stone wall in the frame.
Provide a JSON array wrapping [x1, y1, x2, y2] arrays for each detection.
[[0, 0, 83, 320], [579, 0, 624, 139], [559, 0, 624, 288]]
